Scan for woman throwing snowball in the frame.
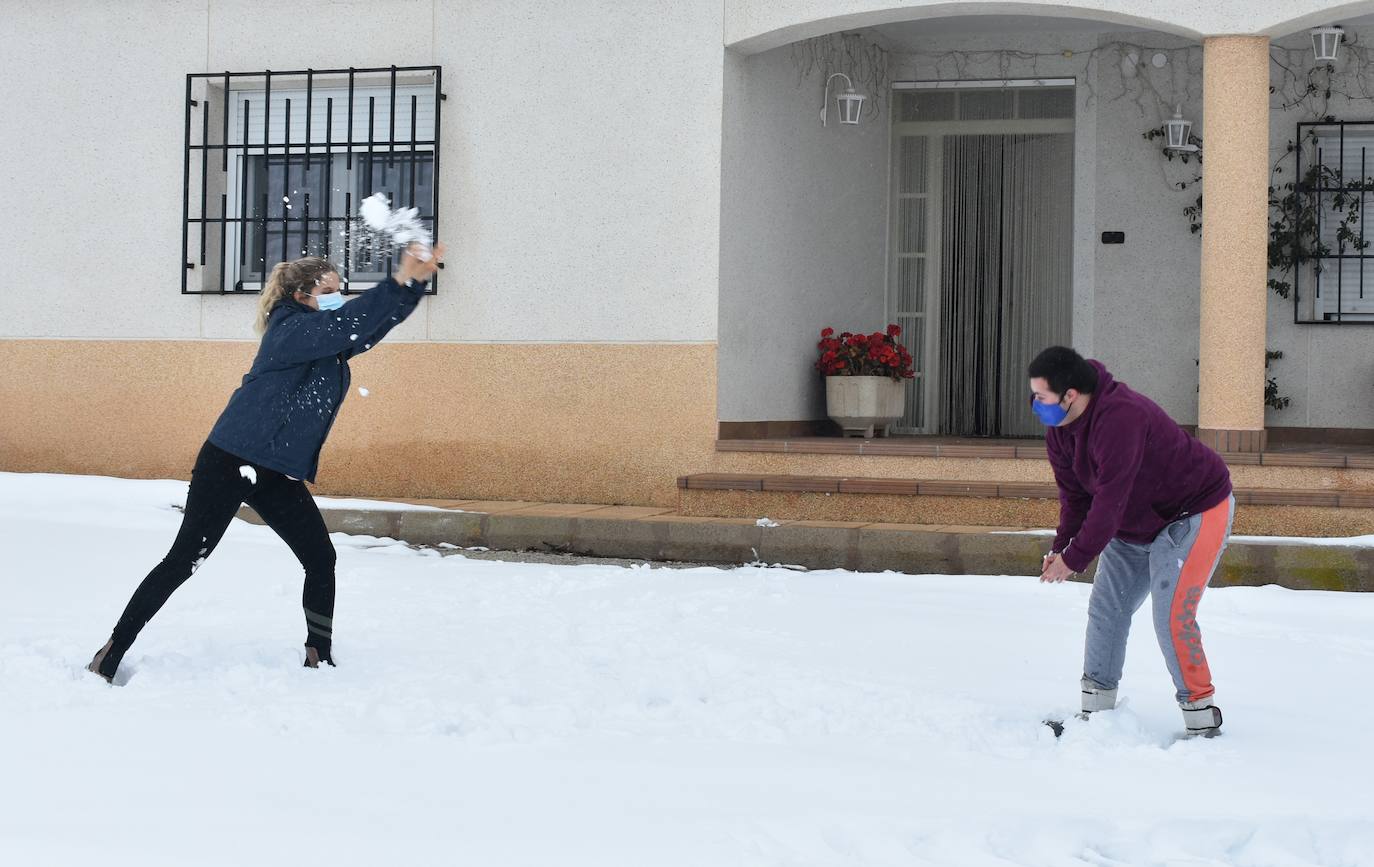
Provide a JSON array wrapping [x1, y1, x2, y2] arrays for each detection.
[[88, 242, 445, 682]]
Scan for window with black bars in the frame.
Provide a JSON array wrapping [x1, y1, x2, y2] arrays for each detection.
[[181, 66, 443, 295], [1294, 121, 1374, 323]]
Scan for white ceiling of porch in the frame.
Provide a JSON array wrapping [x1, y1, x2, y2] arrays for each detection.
[[874, 12, 1374, 48], [873, 15, 1147, 46]]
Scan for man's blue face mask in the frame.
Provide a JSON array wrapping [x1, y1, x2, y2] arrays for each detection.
[[1030, 392, 1071, 426]]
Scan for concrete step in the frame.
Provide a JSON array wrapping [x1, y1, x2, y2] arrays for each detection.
[[676, 473, 1374, 537], [679, 472, 1374, 507], [716, 437, 1374, 469], [235, 500, 1374, 592]]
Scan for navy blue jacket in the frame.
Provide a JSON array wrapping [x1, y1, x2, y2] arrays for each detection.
[[208, 276, 427, 482]]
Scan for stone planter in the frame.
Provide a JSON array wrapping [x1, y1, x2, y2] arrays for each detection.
[[825, 375, 905, 438]]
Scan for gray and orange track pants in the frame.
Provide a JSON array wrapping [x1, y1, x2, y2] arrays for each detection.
[[1082, 495, 1236, 704]]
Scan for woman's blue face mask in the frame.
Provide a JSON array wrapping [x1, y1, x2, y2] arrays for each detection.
[[1030, 392, 1071, 426], [315, 291, 345, 312]]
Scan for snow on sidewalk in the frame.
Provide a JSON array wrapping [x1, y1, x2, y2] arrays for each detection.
[[2, 472, 1372, 866]]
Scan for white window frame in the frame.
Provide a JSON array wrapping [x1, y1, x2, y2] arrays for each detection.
[[223, 82, 437, 293]]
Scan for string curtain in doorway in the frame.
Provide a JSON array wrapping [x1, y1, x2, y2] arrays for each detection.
[[939, 132, 1073, 437]]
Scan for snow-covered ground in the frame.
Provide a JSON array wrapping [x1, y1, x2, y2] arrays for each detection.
[[3, 472, 1372, 867]]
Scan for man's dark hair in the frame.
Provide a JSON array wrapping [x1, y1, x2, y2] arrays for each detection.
[[1028, 346, 1098, 397]]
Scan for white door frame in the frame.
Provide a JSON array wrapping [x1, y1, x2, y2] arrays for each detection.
[[888, 80, 1075, 434]]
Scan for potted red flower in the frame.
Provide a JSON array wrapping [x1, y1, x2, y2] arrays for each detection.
[[815, 324, 915, 437]]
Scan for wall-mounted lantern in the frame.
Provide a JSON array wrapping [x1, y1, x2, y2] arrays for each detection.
[[821, 72, 866, 127], [1311, 25, 1344, 63], [1165, 106, 1198, 153]]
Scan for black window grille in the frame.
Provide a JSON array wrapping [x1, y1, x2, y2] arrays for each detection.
[[181, 66, 443, 295], [1293, 120, 1374, 323]]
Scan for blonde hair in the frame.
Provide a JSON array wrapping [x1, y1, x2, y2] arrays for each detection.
[[255, 257, 339, 334]]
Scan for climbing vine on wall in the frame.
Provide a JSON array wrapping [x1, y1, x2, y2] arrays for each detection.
[[1150, 119, 1374, 407], [1265, 350, 1291, 411], [790, 32, 892, 120], [1135, 31, 1374, 409], [1265, 126, 1374, 301], [1146, 122, 1374, 293]]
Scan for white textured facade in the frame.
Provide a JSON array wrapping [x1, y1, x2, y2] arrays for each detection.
[[2, 0, 1372, 502]]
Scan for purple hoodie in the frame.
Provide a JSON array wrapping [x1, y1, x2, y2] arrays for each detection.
[[1047, 361, 1232, 573]]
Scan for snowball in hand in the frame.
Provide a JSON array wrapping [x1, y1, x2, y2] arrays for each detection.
[[359, 193, 432, 260]]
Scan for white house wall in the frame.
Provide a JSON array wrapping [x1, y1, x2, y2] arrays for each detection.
[[1084, 33, 1207, 424], [2, 1, 1370, 439], [718, 44, 890, 423], [0, 0, 210, 341], [792, 25, 1373, 430], [716, 31, 1105, 426], [1264, 34, 1374, 430], [1082, 28, 1374, 430], [1, 0, 724, 345]]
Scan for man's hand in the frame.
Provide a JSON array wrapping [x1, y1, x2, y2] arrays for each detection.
[[1040, 552, 1076, 584]]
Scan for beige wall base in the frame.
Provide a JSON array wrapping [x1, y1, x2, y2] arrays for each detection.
[[0, 339, 718, 506], [4, 339, 1371, 527]]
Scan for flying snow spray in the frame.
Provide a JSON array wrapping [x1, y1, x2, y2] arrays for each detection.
[[358, 193, 433, 261]]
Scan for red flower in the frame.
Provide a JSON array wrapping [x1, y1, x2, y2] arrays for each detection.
[[817, 323, 915, 379]]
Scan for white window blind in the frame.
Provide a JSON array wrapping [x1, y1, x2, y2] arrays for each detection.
[[233, 84, 437, 147]]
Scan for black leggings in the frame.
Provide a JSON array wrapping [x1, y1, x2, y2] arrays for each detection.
[[98, 440, 335, 677]]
